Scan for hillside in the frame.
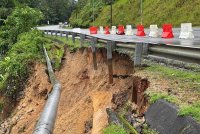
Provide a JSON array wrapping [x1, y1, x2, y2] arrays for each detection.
[[69, 0, 200, 28]]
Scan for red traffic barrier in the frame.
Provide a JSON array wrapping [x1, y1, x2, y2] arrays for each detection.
[[162, 24, 174, 38], [117, 25, 125, 35], [136, 25, 146, 36], [90, 26, 98, 34], [104, 26, 110, 34]]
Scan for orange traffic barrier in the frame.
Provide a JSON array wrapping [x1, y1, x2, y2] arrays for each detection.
[[117, 25, 125, 35], [90, 26, 98, 34], [136, 25, 146, 36], [104, 26, 110, 34], [162, 24, 174, 38]]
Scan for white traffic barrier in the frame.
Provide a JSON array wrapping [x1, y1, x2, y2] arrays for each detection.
[[125, 25, 133, 35], [149, 25, 159, 38], [179, 23, 194, 39], [72, 28, 81, 33], [99, 26, 104, 34], [111, 26, 117, 34]]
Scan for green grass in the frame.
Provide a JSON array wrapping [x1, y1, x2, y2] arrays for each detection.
[[179, 102, 200, 122], [142, 124, 158, 134], [146, 91, 177, 104], [146, 64, 200, 91], [143, 63, 200, 122], [103, 124, 127, 134], [70, 0, 200, 27]]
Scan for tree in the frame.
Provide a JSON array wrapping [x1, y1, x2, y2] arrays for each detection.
[[3, 5, 43, 45], [38, 0, 76, 24]]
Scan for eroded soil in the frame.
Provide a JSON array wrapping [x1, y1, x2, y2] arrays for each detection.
[[1, 48, 134, 134]]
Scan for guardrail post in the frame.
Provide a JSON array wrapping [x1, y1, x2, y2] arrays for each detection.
[[134, 43, 143, 66], [55, 31, 58, 37], [80, 34, 86, 47], [66, 32, 69, 40], [91, 37, 98, 70], [50, 30, 53, 36], [72, 33, 76, 43], [43, 30, 46, 35], [60, 31, 63, 37], [107, 41, 115, 84], [143, 43, 149, 56]]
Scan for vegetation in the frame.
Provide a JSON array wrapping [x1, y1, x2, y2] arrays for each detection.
[[146, 91, 177, 104], [69, 0, 106, 28], [70, 0, 200, 27], [0, 0, 76, 25], [0, 5, 46, 119], [0, 30, 44, 98], [118, 114, 138, 134], [146, 64, 200, 91], [179, 103, 200, 122], [142, 124, 158, 134], [44, 37, 65, 70], [4, 6, 43, 45], [103, 124, 127, 134], [140, 63, 200, 122]]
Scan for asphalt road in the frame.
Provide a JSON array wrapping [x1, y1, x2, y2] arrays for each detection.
[[37, 25, 200, 49]]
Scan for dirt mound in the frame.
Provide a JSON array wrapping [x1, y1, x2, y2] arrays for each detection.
[[0, 64, 51, 134]]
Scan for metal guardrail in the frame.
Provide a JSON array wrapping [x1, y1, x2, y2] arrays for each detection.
[[43, 30, 200, 65], [33, 46, 61, 134]]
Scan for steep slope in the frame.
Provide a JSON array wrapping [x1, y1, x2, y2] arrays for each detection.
[[0, 48, 134, 134], [53, 48, 134, 134], [70, 0, 200, 27]]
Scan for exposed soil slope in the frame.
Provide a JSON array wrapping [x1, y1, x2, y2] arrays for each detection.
[[0, 64, 52, 134], [53, 48, 134, 134], [0, 48, 134, 134]]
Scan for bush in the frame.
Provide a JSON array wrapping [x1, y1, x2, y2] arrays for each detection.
[[0, 30, 44, 98], [0, 5, 43, 49]]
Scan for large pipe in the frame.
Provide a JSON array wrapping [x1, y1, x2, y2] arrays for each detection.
[[33, 46, 61, 134]]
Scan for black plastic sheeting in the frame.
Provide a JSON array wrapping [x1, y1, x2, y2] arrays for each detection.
[[145, 99, 200, 134]]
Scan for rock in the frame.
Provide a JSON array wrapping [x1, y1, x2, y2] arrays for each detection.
[[22, 103, 26, 108], [17, 106, 21, 110], [12, 119, 17, 125], [136, 117, 145, 124], [39, 88, 48, 96], [111, 90, 129, 109], [27, 108, 34, 114]]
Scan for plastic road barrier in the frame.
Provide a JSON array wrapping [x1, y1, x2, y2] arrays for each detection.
[[117, 25, 125, 35], [179, 23, 194, 39], [99, 26, 104, 34], [149, 25, 159, 38], [90, 26, 98, 34], [125, 25, 133, 36], [136, 25, 146, 36], [162, 24, 174, 38], [111, 26, 117, 34], [104, 26, 110, 34]]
